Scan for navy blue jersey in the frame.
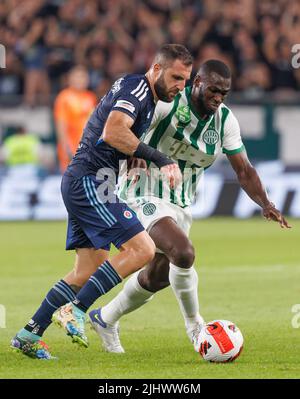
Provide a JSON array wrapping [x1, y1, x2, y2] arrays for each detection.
[[66, 74, 155, 178]]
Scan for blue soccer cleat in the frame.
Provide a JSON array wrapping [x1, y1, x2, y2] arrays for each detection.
[[52, 303, 88, 348]]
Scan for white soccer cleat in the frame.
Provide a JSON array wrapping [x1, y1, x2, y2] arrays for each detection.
[[89, 308, 125, 354], [186, 319, 205, 353]]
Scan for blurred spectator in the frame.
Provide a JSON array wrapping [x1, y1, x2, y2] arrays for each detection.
[[0, 0, 299, 105], [95, 77, 113, 100], [271, 37, 298, 91], [237, 62, 272, 99], [53, 65, 97, 172], [86, 47, 105, 92], [0, 49, 23, 97], [14, 0, 52, 106], [1, 126, 41, 166]]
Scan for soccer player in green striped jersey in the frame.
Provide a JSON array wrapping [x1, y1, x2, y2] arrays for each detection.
[[89, 60, 290, 354]]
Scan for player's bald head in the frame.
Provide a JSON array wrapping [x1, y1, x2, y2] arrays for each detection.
[[153, 44, 193, 69]]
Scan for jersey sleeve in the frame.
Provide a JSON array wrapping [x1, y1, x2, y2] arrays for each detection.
[[149, 100, 173, 130], [222, 110, 245, 155], [112, 79, 149, 122]]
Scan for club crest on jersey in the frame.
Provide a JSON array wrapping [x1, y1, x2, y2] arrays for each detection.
[[202, 129, 219, 145], [175, 105, 191, 125], [111, 77, 124, 94], [142, 203, 156, 216], [123, 210, 133, 219]]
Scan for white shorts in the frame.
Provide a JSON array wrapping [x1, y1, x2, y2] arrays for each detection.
[[128, 197, 192, 252]]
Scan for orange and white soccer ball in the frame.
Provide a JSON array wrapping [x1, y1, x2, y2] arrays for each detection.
[[195, 320, 244, 363]]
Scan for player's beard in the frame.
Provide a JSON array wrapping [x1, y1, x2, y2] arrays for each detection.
[[154, 73, 174, 102]]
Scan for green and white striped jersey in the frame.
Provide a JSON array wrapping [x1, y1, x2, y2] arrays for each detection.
[[119, 86, 245, 208]]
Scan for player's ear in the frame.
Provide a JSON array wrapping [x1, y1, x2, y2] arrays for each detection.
[[153, 63, 162, 76], [193, 74, 201, 87]]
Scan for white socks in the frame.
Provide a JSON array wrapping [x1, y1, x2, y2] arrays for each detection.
[[169, 263, 204, 332], [100, 264, 204, 334], [101, 271, 154, 325]]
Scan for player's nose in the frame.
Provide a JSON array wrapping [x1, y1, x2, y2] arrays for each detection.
[[214, 93, 223, 105], [176, 81, 186, 91]]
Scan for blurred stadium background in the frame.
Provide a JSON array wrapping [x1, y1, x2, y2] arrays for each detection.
[[0, 0, 300, 221]]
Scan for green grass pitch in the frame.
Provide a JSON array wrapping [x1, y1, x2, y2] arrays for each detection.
[[0, 218, 299, 379]]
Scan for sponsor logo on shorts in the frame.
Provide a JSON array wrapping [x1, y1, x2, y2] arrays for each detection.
[[203, 129, 219, 145], [123, 210, 133, 219], [143, 203, 156, 216]]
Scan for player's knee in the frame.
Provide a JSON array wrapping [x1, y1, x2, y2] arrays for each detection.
[[169, 242, 195, 269], [137, 239, 156, 265], [141, 246, 156, 265], [127, 244, 155, 270]]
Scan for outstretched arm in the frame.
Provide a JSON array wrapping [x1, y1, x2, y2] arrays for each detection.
[[227, 151, 291, 228]]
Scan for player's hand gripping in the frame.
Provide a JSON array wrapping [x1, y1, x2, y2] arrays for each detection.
[[161, 163, 182, 189], [127, 157, 148, 183], [262, 202, 291, 228]]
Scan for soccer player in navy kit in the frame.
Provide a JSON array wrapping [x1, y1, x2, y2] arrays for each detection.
[[11, 44, 193, 359]]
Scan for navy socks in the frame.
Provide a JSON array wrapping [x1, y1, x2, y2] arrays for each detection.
[[73, 261, 122, 312], [24, 279, 77, 336]]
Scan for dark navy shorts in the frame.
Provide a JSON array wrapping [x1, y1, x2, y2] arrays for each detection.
[[61, 174, 144, 251]]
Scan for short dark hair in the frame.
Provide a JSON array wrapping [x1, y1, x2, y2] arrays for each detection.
[[199, 59, 231, 79], [154, 44, 193, 67]]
